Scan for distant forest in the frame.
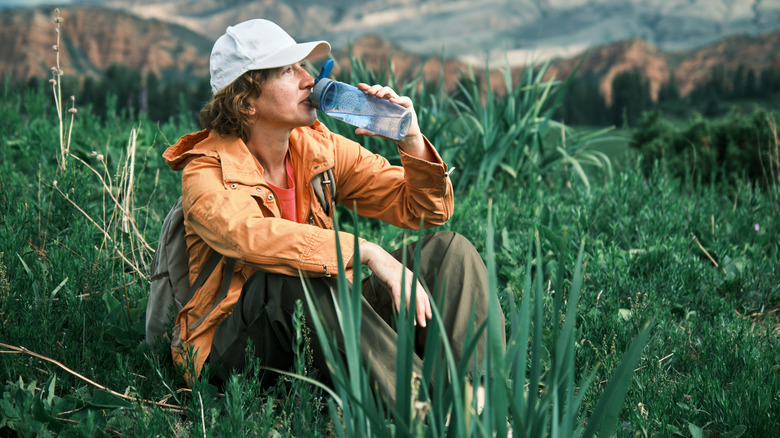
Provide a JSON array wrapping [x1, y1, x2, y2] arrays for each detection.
[[16, 65, 212, 126], [558, 64, 780, 126], [7, 62, 780, 128]]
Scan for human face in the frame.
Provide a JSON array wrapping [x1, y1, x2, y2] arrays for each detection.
[[247, 62, 317, 131]]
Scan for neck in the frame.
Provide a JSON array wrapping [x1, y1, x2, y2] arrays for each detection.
[[245, 125, 292, 188]]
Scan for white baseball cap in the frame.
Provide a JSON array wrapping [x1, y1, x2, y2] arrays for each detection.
[[209, 19, 331, 94]]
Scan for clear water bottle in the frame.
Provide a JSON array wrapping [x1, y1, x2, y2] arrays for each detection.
[[310, 78, 412, 140]]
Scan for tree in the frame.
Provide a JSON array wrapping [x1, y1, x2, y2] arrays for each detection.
[[745, 68, 757, 98], [610, 70, 651, 127], [732, 64, 747, 98], [658, 71, 680, 103], [557, 72, 609, 126], [103, 64, 142, 116], [759, 68, 777, 94]]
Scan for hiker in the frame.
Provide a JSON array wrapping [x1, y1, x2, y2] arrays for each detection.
[[161, 18, 505, 405]]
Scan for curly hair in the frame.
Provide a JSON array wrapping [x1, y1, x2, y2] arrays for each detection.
[[199, 69, 275, 142]]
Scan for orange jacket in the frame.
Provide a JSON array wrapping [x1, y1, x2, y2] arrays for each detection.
[[162, 120, 453, 377]]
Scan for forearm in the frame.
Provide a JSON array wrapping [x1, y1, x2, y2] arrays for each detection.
[[355, 240, 431, 327], [396, 133, 436, 163], [183, 173, 357, 277], [335, 135, 453, 228]]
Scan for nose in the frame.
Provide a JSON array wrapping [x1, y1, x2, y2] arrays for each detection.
[[300, 66, 315, 88]]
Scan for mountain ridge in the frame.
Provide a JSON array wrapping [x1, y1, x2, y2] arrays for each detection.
[[1, 6, 779, 106], [77, 0, 780, 68], [0, 6, 211, 82]]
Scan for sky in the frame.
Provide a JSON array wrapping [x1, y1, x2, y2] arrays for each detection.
[[0, 0, 72, 7]]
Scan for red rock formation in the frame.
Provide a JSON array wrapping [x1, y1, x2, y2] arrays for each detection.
[[0, 7, 209, 81]]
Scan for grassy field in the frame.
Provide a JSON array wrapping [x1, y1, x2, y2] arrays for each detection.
[[0, 64, 778, 437]]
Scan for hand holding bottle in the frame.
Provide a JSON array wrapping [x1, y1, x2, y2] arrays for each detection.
[[309, 60, 434, 161], [355, 83, 430, 161]]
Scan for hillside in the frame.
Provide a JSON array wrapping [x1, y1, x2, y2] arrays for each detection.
[[2, 6, 779, 105], [80, 0, 780, 67], [547, 32, 780, 103], [340, 31, 780, 104], [0, 7, 210, 81]]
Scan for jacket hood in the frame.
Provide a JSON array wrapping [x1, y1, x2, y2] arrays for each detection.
[[163, 129, 216, 171]]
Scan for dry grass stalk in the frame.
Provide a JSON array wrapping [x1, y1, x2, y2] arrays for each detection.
[[0, 342, 184, 412], [47, 9, 153, 304], [50, 8, 77, 172], [690, 232, 726, 275], [116, 127, 153, 274], [766, 115, 779, 213], [198, 392, 207, 438], [51, 182, 147, 280], [122, 128, 138, 235], [68, 151, 153, 253]]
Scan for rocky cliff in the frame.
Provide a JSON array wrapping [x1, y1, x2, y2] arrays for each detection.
[[0, 7, 210, 81], [548, 32, 780, 103], [85, 0, 780, 65], [2, 6, 779, 104]]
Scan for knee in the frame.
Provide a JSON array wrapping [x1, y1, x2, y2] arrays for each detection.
[[425, 231, 480, 258], [421, 231, 486, 283], [448, 232, 479, 258]]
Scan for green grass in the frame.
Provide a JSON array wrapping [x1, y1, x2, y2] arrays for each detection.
[[0, 63, 778, 435]]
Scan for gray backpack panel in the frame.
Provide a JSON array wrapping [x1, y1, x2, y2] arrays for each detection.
[[145, 198, 222, 346]]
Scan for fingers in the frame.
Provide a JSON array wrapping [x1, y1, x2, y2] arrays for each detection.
[[364, 242, 431, 327], [354, 127, 379, 138], [358, 83, 397, 97], [358, 83, 411, 108], [416, 285, 432, 328], [424, 286, 432, 320], [394, 279, 430, 328]]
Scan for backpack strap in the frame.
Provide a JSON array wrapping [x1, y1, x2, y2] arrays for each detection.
[[188, 250, 223, 297], [189, 255, 236, 331], [311, 168, 336, 215]]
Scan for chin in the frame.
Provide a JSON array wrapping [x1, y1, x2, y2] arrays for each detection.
[[301, 113, 318, 126]]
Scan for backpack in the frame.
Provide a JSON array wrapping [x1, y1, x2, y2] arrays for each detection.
[[145, 169, 337, 347]]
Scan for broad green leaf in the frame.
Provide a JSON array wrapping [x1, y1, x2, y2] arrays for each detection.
[[721, 425, 747, 438], [688, 422, 703, 438]]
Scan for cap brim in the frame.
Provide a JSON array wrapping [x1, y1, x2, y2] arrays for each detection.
[[244, 41, 331, 71]]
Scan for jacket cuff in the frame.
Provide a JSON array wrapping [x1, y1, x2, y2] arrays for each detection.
[[398, 136, 451, 190], [301, 228, 359, 278]]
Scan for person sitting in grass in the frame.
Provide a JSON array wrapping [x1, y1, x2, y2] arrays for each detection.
[[162, 18, 505, 407]]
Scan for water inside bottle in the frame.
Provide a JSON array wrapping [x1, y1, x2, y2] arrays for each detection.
[[325, 110, 411, 140], [316, 79, 412, 140], [321, 86, 364, 113]]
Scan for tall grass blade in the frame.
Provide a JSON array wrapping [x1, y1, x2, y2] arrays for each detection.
[[508, 235, 533, 434], [426, 295, 466, 437], [485, 202, 509, 436], [582, 320, 653, 438], [525, 229, 545, 430], [556, 238, 586, 433], [394, 234, 416, 435]]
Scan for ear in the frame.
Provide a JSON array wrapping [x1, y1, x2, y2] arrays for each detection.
[[240, 104, 256, 116]]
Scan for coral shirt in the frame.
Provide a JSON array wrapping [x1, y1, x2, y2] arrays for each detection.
[[266, 155, 298, 223]]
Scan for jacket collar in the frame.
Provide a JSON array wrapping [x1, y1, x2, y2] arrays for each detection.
[[163, 120, 337, 185], [289, 120, 336, 176]]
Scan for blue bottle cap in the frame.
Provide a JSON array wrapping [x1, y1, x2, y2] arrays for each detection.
[[315, 59, 334, 84], [309, 77, 334, 110]]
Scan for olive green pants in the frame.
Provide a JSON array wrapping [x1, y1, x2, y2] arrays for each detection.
[[207, 231, 505, 405]]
